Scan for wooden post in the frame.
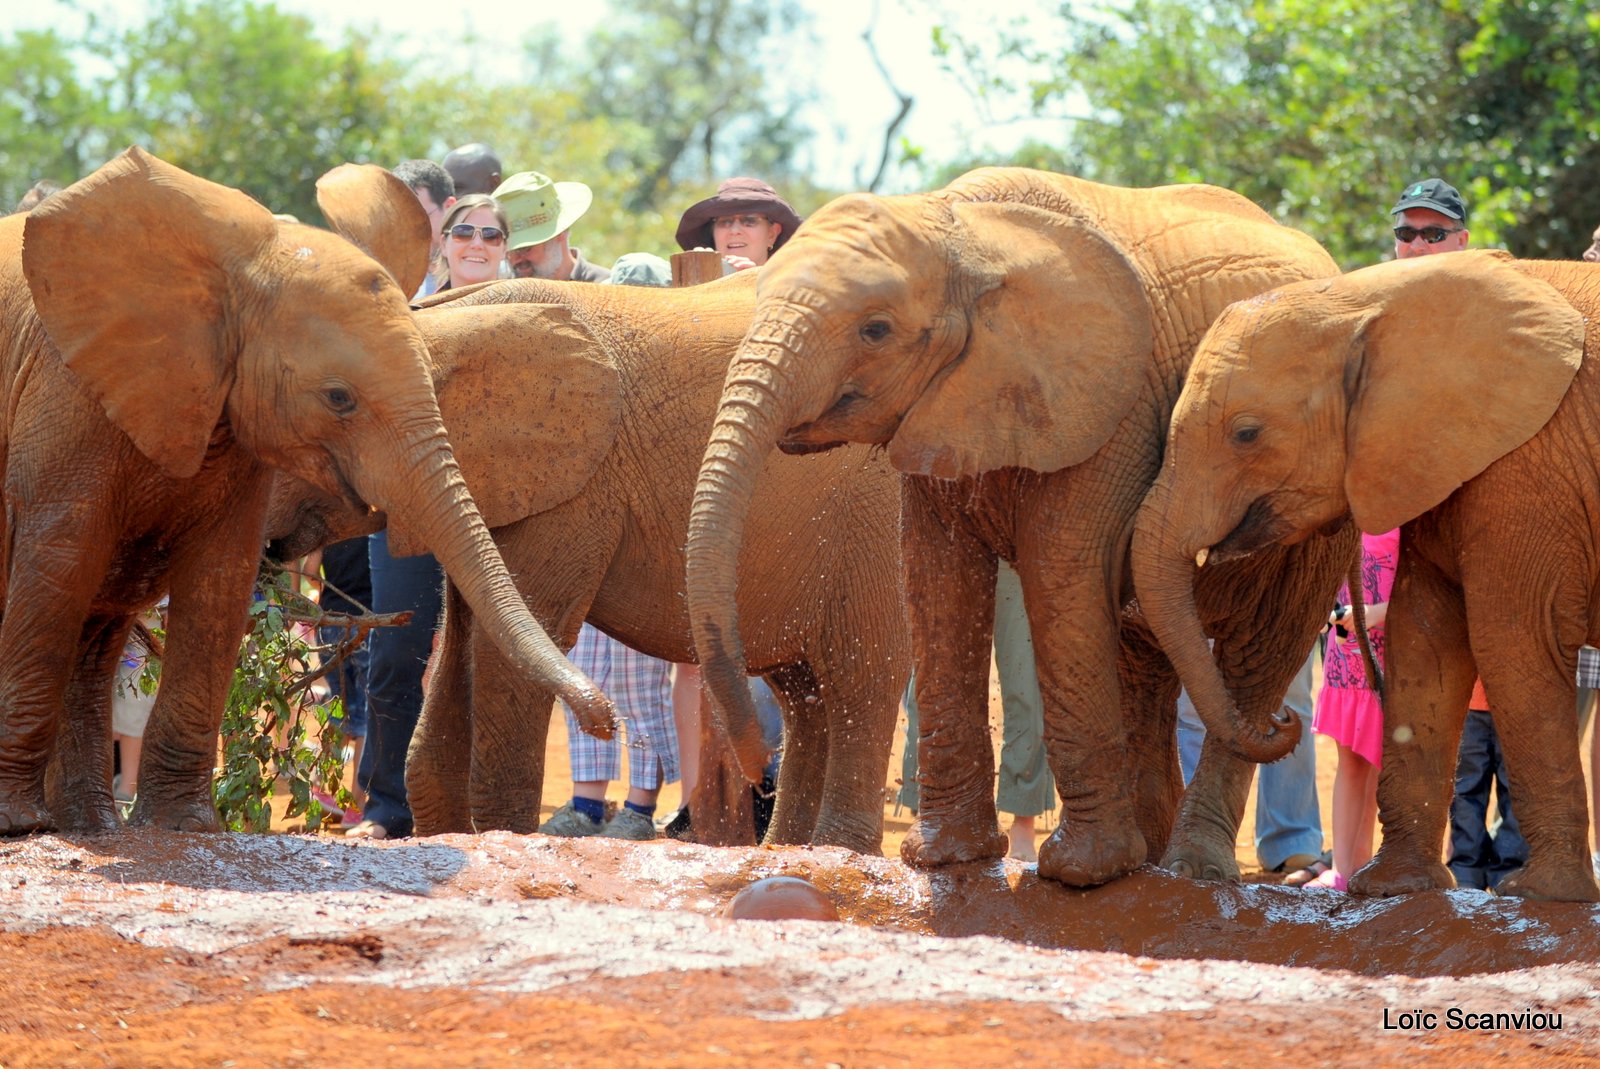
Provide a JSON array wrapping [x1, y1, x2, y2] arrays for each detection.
[[689, 680, 756, 846], [671, 249, 726, 288], [668, 256, 754, 844]]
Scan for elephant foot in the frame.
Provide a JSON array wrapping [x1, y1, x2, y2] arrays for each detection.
[[1159, 834, 1240, 884], [1493, 860, 1600, 903], [1348, 849, 1453, 897], [129, 792, 220, 833], [468, 808, 540, 836], [58, 795, 122, 835], [900, 810, 1006, 869], [807, 811, 884, 856], [412, 810, 473, 837], [1037, 820, 1147, 888], [0, 796, 54, 836]]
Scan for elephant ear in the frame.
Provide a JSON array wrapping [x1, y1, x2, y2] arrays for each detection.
[[315, 163, 431, 300], [23, 146, 276, 479], [888, 200, 1154, 478], [393, 302, 621, 554], [1343, 250, 1585, 532]]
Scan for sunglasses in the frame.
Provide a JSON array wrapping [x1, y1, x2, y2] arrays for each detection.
[[447, 223, 506, 245], [712, 214, 771, 230], [1393, 225, 1463, 245]]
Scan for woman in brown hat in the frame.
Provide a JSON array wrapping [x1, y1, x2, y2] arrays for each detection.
[[675, 177, 802, 272]]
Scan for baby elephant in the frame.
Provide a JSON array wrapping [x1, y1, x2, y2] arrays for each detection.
[[1135, 249, 1600, 902]]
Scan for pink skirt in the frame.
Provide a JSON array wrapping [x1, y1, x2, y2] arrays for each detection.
[[1312, 686, 1384, 769]]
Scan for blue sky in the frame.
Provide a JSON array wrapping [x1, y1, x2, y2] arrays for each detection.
[[0, 0, 1064, 191]]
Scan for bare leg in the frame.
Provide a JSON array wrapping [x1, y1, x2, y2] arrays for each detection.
[[671, 664, 701, 808], [1007, 815, 1038, 861], [1327, 743, 1379, 881]]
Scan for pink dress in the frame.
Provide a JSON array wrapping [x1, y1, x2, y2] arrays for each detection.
[[1312, 528, 1399, 768]]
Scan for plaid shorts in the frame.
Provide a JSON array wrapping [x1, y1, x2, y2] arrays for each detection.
[[560, 624, 679, 789], [1578, 645, 1600, 691]]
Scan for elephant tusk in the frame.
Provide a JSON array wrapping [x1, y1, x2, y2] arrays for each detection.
[[1271, 707, 1294, 727], [1194, 547, 1209, 568]]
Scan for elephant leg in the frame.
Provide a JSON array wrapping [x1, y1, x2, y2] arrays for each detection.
[[762, 663, 825, 846], [0, 509, 120, 834], [1163, 738, 1253, 882], [407, 581, 474, 835], [899, 483, 1006, 868], [465, 616, 557, 834], [1115, 621, 1183, 860], [47, 614, 136, 834], [1350, 559, 1469, 897], [130, 515, 264, 832], [1475, 616, 1599, 902], [1023, 570, 1149, 886], [799, 651, 899, 854]]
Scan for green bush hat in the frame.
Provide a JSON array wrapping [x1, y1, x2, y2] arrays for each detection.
[[493, 171, 594, 250]]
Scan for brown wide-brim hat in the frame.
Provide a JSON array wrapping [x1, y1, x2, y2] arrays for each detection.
[[675, 177, 803, 253]]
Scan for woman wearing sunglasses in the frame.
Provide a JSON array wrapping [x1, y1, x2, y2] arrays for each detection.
[[437, 194, 509, 289]]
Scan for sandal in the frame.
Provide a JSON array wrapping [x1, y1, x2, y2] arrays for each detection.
[[1305, 867, 1348, 891], [1278, 850, 1334, 887]]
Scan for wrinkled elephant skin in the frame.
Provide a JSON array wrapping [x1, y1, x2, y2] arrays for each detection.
[[1135, 252, 1600, 902], [685, 167, 1357, 888], [0, 148, 604, 836], [365, 277, 912, 852]]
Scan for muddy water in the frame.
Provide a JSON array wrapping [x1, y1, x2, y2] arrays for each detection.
[[3, 829, 1598, 1064]]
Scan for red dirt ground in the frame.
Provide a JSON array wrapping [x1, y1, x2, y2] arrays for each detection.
[[5, 683, 1598, 1067]]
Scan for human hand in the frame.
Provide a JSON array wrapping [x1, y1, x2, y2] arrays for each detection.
[[722, 254, 759, 272]]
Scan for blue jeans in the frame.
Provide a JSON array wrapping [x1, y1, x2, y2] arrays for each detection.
[[1177, 655, 1323, 871], [317, 624, 370, 739], [357, 530, 442, 836], [1448, 708, 1527, 890]]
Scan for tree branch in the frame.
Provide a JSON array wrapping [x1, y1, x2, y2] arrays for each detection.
[[862, 3, 914, 193]]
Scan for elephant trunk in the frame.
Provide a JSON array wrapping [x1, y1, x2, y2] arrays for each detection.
[[685, 317, 831, 783], [356, 425, 615, 735], [1131, 478, 1298, 763]]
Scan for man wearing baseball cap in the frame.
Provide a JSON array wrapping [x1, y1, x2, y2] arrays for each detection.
[[1390, 176, 1470, 258], [493, 170, 610, 282]]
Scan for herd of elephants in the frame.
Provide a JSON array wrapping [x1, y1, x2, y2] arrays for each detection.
[[3, 146, 1599, 905]]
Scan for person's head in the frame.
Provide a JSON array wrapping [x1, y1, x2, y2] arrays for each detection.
[[392, 159, 456, 255], [1584, 220, 1600, 263], [441, 142, 503, 197], [493, 171, 594, 280], [438, 194, 508, 287], [607, 252, 672, 288], [1390, 177, 1469, 259], [675, 178, 802, 267], [14, 178, 61, 214]]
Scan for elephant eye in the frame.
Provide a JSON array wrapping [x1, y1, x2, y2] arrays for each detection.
[[859, 319, 892, 344], [1231, 424, 1260, 445], [323, 386, 357, 415]]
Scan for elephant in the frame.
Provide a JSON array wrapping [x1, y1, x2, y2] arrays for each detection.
[[0, 147, 609, 835], [685, 166, 1359, 887], [378, 275, 911, 851], [1132, 249, 1600, 902]]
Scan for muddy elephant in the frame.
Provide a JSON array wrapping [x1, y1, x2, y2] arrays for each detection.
[[0, 148, 608, 835], [685, 166, 1359, 887], [1133, 250, 1600, 902], [388, 275, 909, 851]]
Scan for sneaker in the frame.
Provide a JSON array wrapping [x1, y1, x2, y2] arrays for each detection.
[[539, 802, 604, 838], [601, 807, 658, 841], [660, 805, 693, 841]]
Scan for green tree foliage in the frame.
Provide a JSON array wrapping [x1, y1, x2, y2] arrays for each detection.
[[0, 30, 117, 208], [0, 0, 827, 262], [942, 0, 1600, 266], [84, 0, 425, 222]]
